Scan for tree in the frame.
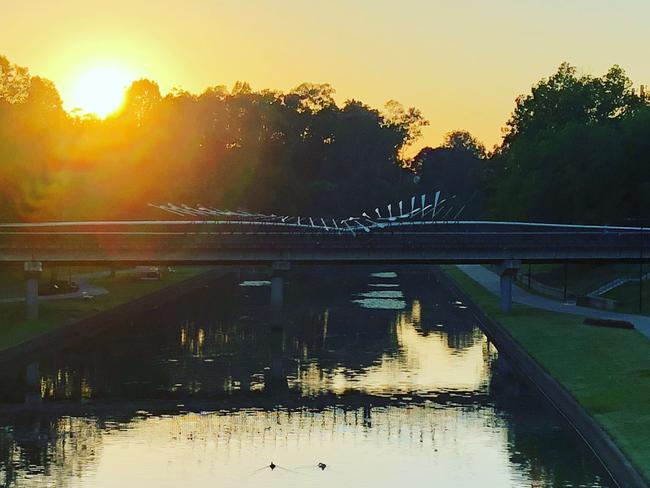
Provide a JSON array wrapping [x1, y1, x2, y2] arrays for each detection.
[[0, 55, 30, 103], [488, 63, 650, 224], [383, 100, 429, 158], [412, 134, 485, 218], [290, 83, 336, 113], [121, 79, 162, 126], [0, 53, 425, 221], [25, 77, 64, 115], [503, 63, 643, 146], [442, 130, 486, 158]]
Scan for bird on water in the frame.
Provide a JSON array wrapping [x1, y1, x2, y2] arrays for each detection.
[[251, 461, 299, 474], [251, 462, 279, 473]]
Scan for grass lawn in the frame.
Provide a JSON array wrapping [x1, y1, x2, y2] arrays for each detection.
[[0, 266, 214, 352], [0, 264, 117, 298], [444, 265, 650, 483]]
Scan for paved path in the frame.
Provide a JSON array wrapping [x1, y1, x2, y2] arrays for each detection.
[[457, 265, 650, 340], [0, 271, 110, 304]]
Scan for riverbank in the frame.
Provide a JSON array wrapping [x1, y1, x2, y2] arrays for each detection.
[[460, 264, 650, 339], [0, 266, 221, 355], [441, 265, 650, 487]]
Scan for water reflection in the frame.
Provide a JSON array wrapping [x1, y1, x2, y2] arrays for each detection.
[[239, 280, 271, 287], [0, 267, 613, 487], [295, 299, 490, 396]]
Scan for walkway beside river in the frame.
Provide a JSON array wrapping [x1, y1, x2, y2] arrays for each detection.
[[457, 265, 650, 340], [0, 270, 110, 304]]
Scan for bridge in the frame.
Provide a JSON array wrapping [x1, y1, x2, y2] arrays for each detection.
[[2, 196, 649, 318]]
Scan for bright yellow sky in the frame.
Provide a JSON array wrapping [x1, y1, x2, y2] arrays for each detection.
[[2, 0, 649, 150]]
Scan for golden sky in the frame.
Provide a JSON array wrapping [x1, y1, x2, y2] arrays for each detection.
[[2, 0, 649, 150]]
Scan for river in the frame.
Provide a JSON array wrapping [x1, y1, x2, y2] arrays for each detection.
[[0, 266, 614, 487]]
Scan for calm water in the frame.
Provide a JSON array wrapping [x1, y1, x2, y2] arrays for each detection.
[[0, 267, 614, 487]]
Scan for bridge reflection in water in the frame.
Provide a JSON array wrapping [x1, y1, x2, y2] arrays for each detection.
[[0, 267, 614, 487]]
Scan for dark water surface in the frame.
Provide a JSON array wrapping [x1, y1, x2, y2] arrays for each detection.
[[0, 267, 614, 487]]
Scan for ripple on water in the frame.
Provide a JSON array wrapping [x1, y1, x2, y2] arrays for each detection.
[[238, 281, 271, 287], [356, 291, 404, 299], [369, 283, 399, 288], [370, 272, 398, 278], [352, 298, 407, 310]]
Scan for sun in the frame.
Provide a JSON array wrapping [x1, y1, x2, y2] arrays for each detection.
[[69, 66, 133, 118]]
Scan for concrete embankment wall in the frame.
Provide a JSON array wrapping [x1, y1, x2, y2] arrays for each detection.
[[434, 267, 647, 488], [0, 267, 233, 368]]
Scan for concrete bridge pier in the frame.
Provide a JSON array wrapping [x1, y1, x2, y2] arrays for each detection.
[[271, 274, 284, 319], [498, 260, 521, 313], [24, 361, 42, 406], [270, 261, 290, 322], [24, 261, 43, 321], [266, 262, 290, 390]]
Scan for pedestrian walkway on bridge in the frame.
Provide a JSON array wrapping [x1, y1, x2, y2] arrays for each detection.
[[456, 265, 650, 340]]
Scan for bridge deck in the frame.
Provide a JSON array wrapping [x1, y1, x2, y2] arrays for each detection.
[[1, 221, 649, 264]]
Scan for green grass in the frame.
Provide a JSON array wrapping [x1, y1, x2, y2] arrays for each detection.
[[0, 266, 213, 352], [444, 265, 650, 483], [0, 264, 116, 298]]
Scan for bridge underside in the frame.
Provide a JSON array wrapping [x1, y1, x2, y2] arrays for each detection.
[[3, 221, 650, 317], [2, 249, 649, 266], [2, 221, 650, 265], [2, 256, 649, 266], [2, 237, 649, 265]]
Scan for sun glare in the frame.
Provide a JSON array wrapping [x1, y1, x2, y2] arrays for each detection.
[[69, 66, 133, 118]]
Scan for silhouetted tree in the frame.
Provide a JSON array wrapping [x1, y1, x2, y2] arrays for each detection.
[[412, 130, 486, 217], [442, 130, 486, 159], [0, 55, 428, 221], [0, 55, 30, 103], [487, 63, 649, 224], [502, 63, 643, 147], [122, 79, 162, 127]]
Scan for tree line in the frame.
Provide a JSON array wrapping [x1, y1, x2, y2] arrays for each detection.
[[0, 56, 427, 221], [1, 55, 649, 223], [487, 62, 650, 224]]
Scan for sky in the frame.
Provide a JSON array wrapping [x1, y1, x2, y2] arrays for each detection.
[[2, 0, 649, 151]]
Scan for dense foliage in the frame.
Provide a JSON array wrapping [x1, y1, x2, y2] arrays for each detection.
[[2, 55, 650, 224], [410, 130, 486, 218], [0, 56, 427, 221], [487, 63, 650, 224]]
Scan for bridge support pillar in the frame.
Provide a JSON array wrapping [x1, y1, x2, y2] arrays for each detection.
[[270, 262, 290, 321], [24, 361, 41, 406], [24, 261, 42, 321], [266, 262, 289, 391], [498, 260, 520, 313], [271, 275, 284, 317]]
